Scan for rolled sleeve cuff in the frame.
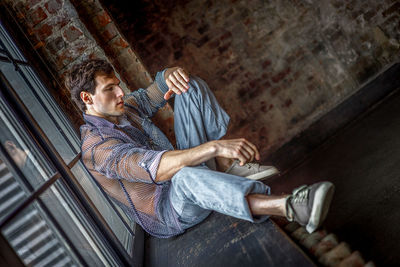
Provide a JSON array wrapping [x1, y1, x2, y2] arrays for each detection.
[[141, 150, 168, 184], [155, 69, 170, 95]]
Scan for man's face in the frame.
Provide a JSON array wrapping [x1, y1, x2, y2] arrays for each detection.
[[85, 72, 125, 120]]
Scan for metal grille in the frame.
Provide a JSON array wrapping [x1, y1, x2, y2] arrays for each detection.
[[0, 159, 76, 267]]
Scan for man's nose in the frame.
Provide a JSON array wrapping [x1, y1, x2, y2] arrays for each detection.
[[116, 86, 124, 97]]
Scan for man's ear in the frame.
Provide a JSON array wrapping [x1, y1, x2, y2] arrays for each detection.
[[80, 91, 93, 105]]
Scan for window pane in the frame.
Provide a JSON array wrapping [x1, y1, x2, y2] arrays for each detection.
[[1, 201, 80, 266], [0, 96, 56, 191], [0, 61, 78, 164], [19, 65, 81, 155], [38, 179, 121, 266], [0, 23, 26, 62], [71, 161, 135, 256]]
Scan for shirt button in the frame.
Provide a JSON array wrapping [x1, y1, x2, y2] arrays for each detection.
[[141, 163, 146, 168]]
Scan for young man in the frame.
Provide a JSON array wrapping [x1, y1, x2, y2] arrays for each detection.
[[66, 59, 334, 238]]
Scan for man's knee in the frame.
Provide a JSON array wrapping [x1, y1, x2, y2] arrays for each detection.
[[172, 166, 197, 184], [186, 76, 212, 97]]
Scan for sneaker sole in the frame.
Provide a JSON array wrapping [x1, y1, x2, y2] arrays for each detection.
[[306, 182, 335, 233], [246, 166, 280, 180]]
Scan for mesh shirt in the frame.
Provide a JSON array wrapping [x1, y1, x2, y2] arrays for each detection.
[[80, 71, 184, 238]]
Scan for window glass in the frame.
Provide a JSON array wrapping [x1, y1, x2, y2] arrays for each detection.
[[0, 61, 77, 163], [0, 97, 56, 191], [19, 65, 81, 154]]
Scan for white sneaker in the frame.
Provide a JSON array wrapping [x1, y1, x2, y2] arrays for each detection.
[[225, 160, 280, 180]]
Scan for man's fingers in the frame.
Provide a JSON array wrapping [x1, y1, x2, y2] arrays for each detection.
[[166, 79, 182, 94], [169, 74, 187, 92], [238, 141, 256, 162], [173, 71, 189, 91], [177, 68, 190, 83], [242, 139, 260, 161], [164, 67, 190, 100]]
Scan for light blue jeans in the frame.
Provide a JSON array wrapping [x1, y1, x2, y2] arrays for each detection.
[[163, 76, 270, 230]]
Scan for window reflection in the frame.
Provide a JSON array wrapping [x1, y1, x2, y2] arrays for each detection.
[[0, 108, 55, 190]]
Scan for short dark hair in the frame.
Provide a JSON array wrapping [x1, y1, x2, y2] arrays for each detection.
[[65, 59, 114, 112]]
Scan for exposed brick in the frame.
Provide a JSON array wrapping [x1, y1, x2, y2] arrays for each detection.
[[197, 24, 209, 34], [63, 25, 83, 42], [45, 0, 63, 14], [153, 41, 164, 50], [218, 43, 230, 54], [196, 35, 210, 47], [73, 0, 103, 17], [220, 31, 232, 41], [262, 59, 271, 69], [46, 36, 66, 54], [94, 10, 112, 28], [382, 2, 400, 17], [55, 49, 74, 70], [54, 9, 70, 28], [270, 86, 281, 96], [105, 37, 129, 57], [29, 6, 48, 26], [100, 23, 118, 43], [33, 41, 45, 49], [271, 68, 291, 83], [184, 20, 197, 30], [34, 22, 53, 40], [283, 99, 292, 107], [363, 10, 376, 22], [25, 0, 42, 9], [208, 39, 220, 49], [174, 50, 183, 60], [115, 48, 136, 70]]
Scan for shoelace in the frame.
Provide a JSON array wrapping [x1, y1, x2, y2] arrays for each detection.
[[291, 185, 309, 203], [285, 185, 309, 221], [244, 162, 259, 170]]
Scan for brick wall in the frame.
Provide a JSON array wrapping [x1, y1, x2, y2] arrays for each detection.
[[2, 0, 175, 141], [102, 0, 400, 159], [2, 0, 400, 159]]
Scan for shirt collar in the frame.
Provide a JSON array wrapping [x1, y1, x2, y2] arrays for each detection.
[[83, 113, 118, 129]]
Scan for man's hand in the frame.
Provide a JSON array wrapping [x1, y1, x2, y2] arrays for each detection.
[[164, 67, 190, 100], [212, 138, 260, 166], [156, 138, 260, 181]]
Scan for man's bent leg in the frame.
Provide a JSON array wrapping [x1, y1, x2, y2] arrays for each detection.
[[174, 77, 230, 169], [168, 166, 271, 230]]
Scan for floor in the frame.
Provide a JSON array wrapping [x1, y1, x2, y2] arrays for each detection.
[[267, 87, 400, 266]]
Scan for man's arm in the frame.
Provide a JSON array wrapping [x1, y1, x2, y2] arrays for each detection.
[[123, 67, 189, 117], [156, 138, 260, 182]]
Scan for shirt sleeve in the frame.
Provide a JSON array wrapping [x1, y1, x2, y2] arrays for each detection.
[[81, 129, 167, 184], [124, 69, 170, 118]]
